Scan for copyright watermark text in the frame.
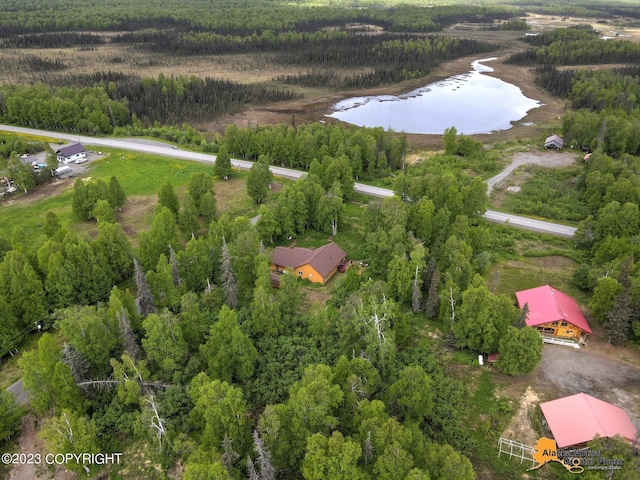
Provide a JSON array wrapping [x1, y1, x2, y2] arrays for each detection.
[[2, 452, 122, 466]]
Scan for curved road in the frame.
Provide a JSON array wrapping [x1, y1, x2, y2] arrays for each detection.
[[0, 125, 577, 237]]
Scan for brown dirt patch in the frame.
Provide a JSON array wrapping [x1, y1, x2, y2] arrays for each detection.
[[116, 195, 157, 244], [302, 288, 331, 306], [1, 177, 74, 207], [501, 387, 541, 446], [8, 414, 77, 480]]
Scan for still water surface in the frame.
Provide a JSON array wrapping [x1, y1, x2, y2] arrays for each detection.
[[327, 58, 542, 135]]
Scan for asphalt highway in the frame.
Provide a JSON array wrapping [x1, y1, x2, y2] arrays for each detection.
[[0, 125, 577, 237]]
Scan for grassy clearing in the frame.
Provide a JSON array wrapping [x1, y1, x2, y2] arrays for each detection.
[[87, 150, 216, 195], [0, 151, 260, 247], [1, 186, 76, 248], [456, 369, 525, 479], [500, 164, 588, 223], [487, 255, 590, 306]]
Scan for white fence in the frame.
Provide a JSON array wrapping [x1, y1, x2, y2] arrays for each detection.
[[498, 437, 536, 468], [542, 336, 580, 348]]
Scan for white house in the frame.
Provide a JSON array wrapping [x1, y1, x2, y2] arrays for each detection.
[[56, 143, 87, 164]]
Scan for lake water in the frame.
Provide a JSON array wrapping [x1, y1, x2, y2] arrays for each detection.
[[327, 58, 542, 135]]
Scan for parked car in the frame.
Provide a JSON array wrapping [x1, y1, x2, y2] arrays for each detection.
[[75, 157, 88, 164]]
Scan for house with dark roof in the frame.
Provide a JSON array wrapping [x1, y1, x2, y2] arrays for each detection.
[[56, 143, 86, 164], [516, 285, 592, 342], [540, 393, 637, 448], [270, 242, 346, 284], [544, 135, 564, 149]]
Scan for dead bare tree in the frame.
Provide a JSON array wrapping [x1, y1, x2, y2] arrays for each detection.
[[252, 430, 274, 480], [134, 258, 156, 316], [412, 264, 422, 313], [221, 238, 238, 310], [118, 306, 140, 360], [62, 343, 89, 383], [169, 244, 182, 287], [145, 394, 167, 451]]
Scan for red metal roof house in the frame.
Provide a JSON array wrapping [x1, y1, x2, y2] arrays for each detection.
[[271, 242, 346, 285], [540, 393, 637, 448], [516, 285, 591, 342]]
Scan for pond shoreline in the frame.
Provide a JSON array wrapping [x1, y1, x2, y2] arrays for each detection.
[[326, 57, 542, 135]]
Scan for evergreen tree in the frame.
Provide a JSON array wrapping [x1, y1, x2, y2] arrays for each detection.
[[247, 155, 273, 203], [44, 211, 61, 238], [496, 326, 544, 375], [215, 145, 233, 180], [199, 191, 217, 225], [179, 192, 200, 235], [109, 176, 126, 210], [157, 179, 180, 216], [188, 172, 214, 210]]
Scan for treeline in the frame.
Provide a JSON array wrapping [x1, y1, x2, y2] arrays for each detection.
[[536, 66, 640, 113], [1, 32, 104, 48], [275, 35, 496, 89], [516, 1, 640, 20], [506, 26, 640, 65], [2, 54, 66, 73], [0, 0, 521, 36], [571, 150, 640, 346], [531, 65, 640, 157], [224, 122, 406, 180], [0, 73, 297, 132]]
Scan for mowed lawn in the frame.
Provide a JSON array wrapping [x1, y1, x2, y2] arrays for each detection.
[[0, 150, 257, 246]]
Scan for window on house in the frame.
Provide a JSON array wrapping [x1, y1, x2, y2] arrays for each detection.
[[561, 322, 568, 326], [551, 321, 559, 326], [298, 270, 303, 275]]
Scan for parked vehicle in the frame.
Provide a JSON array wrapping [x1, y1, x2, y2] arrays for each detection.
[[54, 165, 71, 176], [75, 157, 88, 164]]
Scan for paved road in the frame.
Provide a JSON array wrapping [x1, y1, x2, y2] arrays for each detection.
[[7, 379, 29, 405], [0, 124, 577, 237]]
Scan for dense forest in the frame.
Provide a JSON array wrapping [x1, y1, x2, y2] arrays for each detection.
[[2, 1, 640, 478], [0, 0, 520, 35], [0, 76, 297, 132], [510, 26, 640, 158], [0, 136, 522, 479]]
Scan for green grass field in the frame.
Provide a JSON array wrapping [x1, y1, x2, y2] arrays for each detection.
[[0, 150, 259, 246]]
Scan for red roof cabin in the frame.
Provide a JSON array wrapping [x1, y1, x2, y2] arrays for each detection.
[[516, 285, 591, 342], [540, 393, 637, 448], [271, 242, 346, 285]]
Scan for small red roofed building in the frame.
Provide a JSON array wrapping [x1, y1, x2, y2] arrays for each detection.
[[516, 285, 592, 342], [271, 242, 346, 285], [540, 393, 637, 448]]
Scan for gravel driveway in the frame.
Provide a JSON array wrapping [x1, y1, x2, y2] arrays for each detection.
[[487, 150, 577, 194], [537, 345, 640, 430]]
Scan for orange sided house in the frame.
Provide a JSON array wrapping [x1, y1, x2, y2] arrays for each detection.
[[270, 242, 346, 285], [516, 285, 592, 344]]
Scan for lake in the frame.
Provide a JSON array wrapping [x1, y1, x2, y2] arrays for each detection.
[[327, 58, 542, 135]]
